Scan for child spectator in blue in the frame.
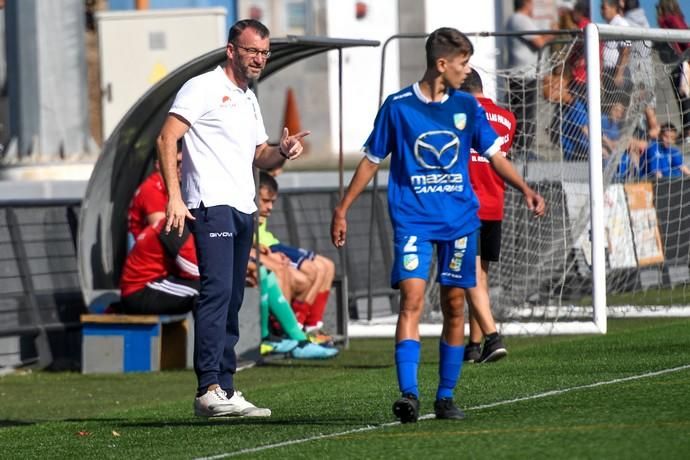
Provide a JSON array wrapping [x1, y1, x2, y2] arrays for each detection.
[[543, 70, 589, 161], [616, 128, 648, 181], [602, 100, 624, 160], [645, 122, 690, 178]]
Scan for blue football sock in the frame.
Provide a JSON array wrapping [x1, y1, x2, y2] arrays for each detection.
[[437, 341, 464, 400], [395, 339, 420, 398]]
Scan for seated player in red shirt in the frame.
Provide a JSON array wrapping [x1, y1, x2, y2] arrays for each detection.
[[120, 220, 199, 315], [126, 148, 182, 248]]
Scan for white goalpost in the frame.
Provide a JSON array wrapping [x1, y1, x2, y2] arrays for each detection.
[[585, 23, 690, 336], [586, 22, 608, 335]]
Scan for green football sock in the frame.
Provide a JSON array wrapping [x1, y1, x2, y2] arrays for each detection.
[[259, 269, 270, 339], [260, 267, 308, 341]]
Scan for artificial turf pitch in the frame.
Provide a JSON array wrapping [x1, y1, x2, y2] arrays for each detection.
[[1, 317, 689, 459]]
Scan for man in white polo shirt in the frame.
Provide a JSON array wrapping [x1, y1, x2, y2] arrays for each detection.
[[156, 19, 309, 418]]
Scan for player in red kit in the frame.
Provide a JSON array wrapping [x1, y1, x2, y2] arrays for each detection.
[[126, 147, 182, 249], [462, 68, 519, 363], [127, 169, 168, 240], [120, 220, 199, 315]]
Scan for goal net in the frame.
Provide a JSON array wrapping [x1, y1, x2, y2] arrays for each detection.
[[419, 25, 690, 334]]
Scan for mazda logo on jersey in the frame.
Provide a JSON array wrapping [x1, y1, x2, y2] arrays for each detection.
[[410, 131, 464, 194], [413, 130, 460, 170]]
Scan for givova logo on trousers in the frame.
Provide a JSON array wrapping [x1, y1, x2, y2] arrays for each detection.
[[209, 232, 233, 238]]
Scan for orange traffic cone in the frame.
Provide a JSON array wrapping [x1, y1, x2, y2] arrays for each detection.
[[282, 88, 302, 137]]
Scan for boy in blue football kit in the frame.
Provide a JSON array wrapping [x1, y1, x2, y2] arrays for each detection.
[[645, 122, 690, 178], [331, 28, 544, 423]]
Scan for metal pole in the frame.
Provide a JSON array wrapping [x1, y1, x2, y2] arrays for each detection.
[[5, 0, 40, 159], [367, 34, 428, 321], [336, 48, 350, 339], [338, 48, 344, 199], [366, 37, 392, 321]]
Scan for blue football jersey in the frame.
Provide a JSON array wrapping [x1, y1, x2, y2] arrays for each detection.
[[364, 83, 501, 240]]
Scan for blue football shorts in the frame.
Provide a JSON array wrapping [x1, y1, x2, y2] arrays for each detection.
[[391, 230, 478, 289], [269, 243, 316, 269]]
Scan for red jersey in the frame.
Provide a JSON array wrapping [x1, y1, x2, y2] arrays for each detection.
[[469, 97, 516, 221], [570, 17, 592, 85], [658, 13, 690, 54], [120, 220, 199, 297], [127, 171, 168, 238]]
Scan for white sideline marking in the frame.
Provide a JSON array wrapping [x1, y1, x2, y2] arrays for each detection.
[[194, 364, 690, 460], [454, 363, 690, 412]]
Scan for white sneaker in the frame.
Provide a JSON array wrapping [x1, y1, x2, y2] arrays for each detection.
[[194, 387, 271, 418], [224, 390, 271, 417], [194, 387, 237, 417]]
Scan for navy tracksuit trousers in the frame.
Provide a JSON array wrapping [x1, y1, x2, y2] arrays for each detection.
[[189, 204, 254, 394]]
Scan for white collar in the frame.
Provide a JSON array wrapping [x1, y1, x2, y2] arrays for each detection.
[[413, 82, 449, 104], [215, 65, 247, 93]]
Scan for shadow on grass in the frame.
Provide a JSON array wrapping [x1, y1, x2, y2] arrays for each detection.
[[0, 415, 384, 428], [119, 416, 374, 429], [1, 417, 134, 426], [0, 419, 35, 428], [260, 361, 390, 370]]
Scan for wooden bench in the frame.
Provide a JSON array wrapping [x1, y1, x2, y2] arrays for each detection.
[[80, 287, 262, 373], [80, 313, 190, 374]]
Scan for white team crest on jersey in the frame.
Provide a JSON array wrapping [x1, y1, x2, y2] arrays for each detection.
[[453, 113, 467, 130], [454, 237, 467, 250], [403, 254, 419, 271]]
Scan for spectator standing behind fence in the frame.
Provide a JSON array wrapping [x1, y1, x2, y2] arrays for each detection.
[[505, 0, 556, 158], [565, 0, 592, 99], [331, 27, 545, 424], [622, 0, 660, 139], [556, 1, 577, 30], [543, 69, 589, 161], [645, 122, 690, 178], [657, 0, 690, 144], [600, 0, 633, 109], [156, 19, 309, 419], [120, 220, 199, 315]]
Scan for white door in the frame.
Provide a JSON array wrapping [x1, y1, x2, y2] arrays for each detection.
[[96, 8, 227, 140]]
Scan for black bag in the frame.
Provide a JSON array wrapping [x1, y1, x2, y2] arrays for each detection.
[[655, 41, 680, 65]]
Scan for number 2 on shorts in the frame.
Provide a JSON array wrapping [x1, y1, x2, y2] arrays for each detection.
[[404, 235, 418, 253]]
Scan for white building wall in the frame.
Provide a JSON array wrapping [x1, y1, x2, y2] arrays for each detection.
[[326, 0, 399, 155], [424, 1, 498, 100]]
